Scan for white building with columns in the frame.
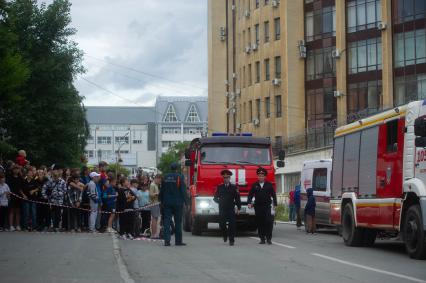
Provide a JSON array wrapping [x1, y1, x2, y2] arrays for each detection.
[[84, 106, 157, 174], [154, 96, 208, 161]]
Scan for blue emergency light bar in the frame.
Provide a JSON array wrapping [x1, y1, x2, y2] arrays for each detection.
[[211, 132, 253, 137]]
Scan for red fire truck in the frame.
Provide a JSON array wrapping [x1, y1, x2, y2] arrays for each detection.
[[330, 100, 426, 259], [182, 133, 284, 235]]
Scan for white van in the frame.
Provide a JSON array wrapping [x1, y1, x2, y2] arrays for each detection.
[[300, 159, 334, 228]]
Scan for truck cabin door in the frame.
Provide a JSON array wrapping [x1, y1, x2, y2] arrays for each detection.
[[414, 116, 426, 185], [311, 167, 329, 224], [377, 119, 404, 199]]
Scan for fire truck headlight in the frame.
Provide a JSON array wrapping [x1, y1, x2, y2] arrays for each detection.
[[199, 200, 210, 209]]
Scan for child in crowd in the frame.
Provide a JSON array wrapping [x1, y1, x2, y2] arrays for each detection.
[[117, 178, 136, 239], [0, 173, 11, 231]]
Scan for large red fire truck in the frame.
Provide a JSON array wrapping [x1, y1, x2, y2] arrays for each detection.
[[330, 100, 426, 259], [182, 133, 284, 235]]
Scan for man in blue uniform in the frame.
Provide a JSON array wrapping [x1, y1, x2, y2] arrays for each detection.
[[159, 163, 188, 246], [213, 169, 241, 246], [247, 167, 277, 245]]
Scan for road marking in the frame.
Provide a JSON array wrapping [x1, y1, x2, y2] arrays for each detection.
[[249, 237, 296, 249], [111, 233, 135, 283], [312, 253, 426, 283]]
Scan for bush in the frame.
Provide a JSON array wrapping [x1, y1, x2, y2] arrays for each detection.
[[274, 204, 289, 222]]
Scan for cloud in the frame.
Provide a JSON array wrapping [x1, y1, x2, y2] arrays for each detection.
[[66, 0, 207, 106]]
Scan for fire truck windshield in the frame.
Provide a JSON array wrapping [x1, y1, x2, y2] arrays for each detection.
[[200, 145, 271, 165]]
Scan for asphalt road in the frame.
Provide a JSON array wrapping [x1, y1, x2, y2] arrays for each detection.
[[0, 224, 425, 283]]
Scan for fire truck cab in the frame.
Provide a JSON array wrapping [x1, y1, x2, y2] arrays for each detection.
[[330, 100, 426, 259], [183, 133, 284, 235], [300, 159, 333, 229]]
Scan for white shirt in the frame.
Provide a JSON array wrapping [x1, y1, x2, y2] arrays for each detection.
[[259, 182, 264, 188], [0, 183, 10, 206]]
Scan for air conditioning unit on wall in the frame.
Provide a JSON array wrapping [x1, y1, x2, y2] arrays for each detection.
[[272, 78, 282, 86], [253, 118, 260, 126]]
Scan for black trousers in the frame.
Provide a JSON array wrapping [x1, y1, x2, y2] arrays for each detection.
[[219, 209, 236, 242], [52, 206, 62, 229], [255, 205, 273, 241], [38, 200, 51, 229], [70, 208, 82, 230], [119, 211, 134, 235], [0, 206, 8, 229], [140, 210, 151, 234]]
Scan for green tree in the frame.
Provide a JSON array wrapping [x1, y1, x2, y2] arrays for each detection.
[[0, 0, 88, 167], [157, 141, 189, 174], [107, 163, 130, 178]]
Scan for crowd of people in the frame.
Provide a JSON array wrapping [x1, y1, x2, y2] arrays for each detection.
[[0, 150, 164, 240]]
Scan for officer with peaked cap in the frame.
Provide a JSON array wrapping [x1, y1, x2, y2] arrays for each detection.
[[159, 162, 188, 246], [213, 169, 241, 246], [247, 167, 277, 244]]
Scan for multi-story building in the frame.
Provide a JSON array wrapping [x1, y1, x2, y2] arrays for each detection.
[[154, 96, 208, 161], [208, 0, 426, 195], [85, 106, 157, 174]]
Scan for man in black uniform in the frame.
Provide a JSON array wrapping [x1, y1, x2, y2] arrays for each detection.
[[247, 167, 277, 245], [214, 169, 241, 246]]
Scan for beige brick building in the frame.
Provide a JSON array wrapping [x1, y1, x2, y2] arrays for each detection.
[[208, 0, 426, 194]]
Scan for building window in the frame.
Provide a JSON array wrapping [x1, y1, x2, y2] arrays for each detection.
[[163, 104, 178, 122], [97, 136, 111, 145], [265, 59, 270, 81], [115, 136, 129, 144], [87, 132, 94, 144], [394, 29, 426, 68], [274, 56, 281, 79], [275, 136, 283, 150], [283, 173, 301, 194], [305, 5, 336, 42], [264, 21, 270, 42], [186, 104, 201, 122], [255, 0, 259, 9], [275, 95, 282, 117], [255, 24, 260, 45], [243, 66, 246, 87], [85, 150, 94, 158], [162, 127, 181, 134], [347, 81, 382, 120], [394, 74, 426, 106], [255, 61, 261, 83], [249, 100, 253, 121], [247, 27, 251, 46], [115, 150, 129, 154], [306, 48, 336, 81], [256, 99, 261, 119], [306, 87, 336, 128], [347, 0, 381, 33], [248, 64, 252, 85], [133, 140, 142, 144], [264, 0, 269, 5], [393, 0, 426, 24], [348, 38, 382, 74], [265, 97, 271, 118], [274, 17, 280, 40]]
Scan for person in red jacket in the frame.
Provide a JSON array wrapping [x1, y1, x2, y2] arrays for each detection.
[[15, 150, 29, 167]]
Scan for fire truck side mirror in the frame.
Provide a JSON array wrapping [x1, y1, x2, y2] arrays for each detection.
[[414, 117, 426, 137], [278, 150, 285, 161], [184, 149, 191, 159], [276, 160, 285, 168], [415, 137, 426, 148], [185, 159, 193, 167]]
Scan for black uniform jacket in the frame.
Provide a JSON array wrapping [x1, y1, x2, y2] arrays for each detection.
[[213, 183, 242, 211], [247, 181, 277, 207]]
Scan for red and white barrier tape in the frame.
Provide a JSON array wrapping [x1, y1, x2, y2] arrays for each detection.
[[8, 192, 160, 215]]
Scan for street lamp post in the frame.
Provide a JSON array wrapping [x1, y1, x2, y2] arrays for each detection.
[[116, 132, 129, 179]]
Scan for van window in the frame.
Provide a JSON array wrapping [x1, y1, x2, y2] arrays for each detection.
[[312, 168, 327, 192], [386, 120, 398, 153]]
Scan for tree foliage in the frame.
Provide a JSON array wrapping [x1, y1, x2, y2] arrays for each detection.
[[157, 141, 189, 174], [107, 163, 130, 178], [0, 0, 88, 167]]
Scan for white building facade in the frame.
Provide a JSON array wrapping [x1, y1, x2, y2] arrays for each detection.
[[84, 107, 157, 174], [154, 96, 208, 161]]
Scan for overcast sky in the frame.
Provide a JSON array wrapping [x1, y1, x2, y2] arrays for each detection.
[[65, 0, 207, 106]]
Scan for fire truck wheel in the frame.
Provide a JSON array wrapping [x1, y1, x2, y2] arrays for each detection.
[[362, 229, 377, 247], [342, 203, 363, 247], [191, 217, 203, 236], [403, 204, 426, 259]]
